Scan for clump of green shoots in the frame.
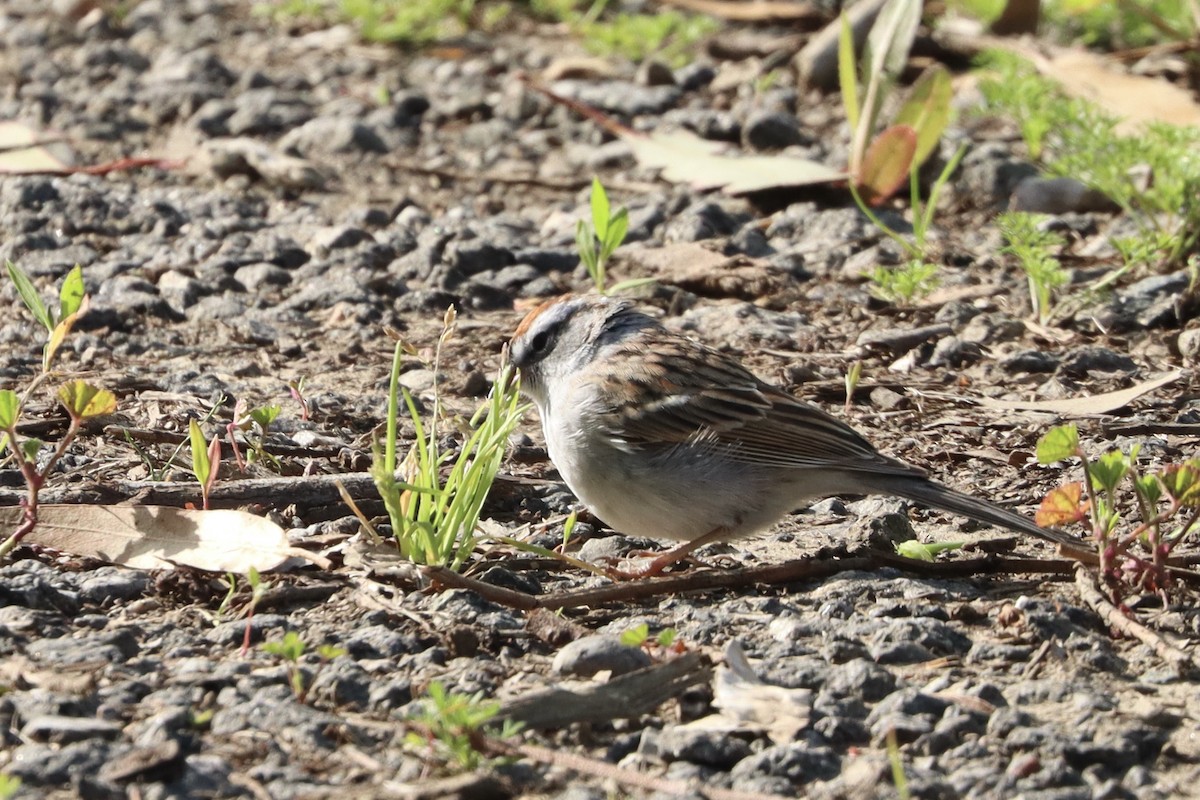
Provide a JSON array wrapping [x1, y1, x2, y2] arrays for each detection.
[[262, 631, 346, 703], [368, 307, 527, 571], [998, 211, 1069, 325], [0, 262, 115, 560], [978, 52, 1200, 272], [404, 681, 523, 772], [1036, 423, 1200, 600], [576, 177, 654, 295]]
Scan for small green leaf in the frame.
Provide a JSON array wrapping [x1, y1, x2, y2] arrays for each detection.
[[1160, 460, 1200, 507], [838, 13, 859, 133], [1089, 450, 1129, 493], [20, 438, 42, 462], [57, 380, 116, 419], [6, 260, 53, 331], [657, 628, 677, 647], [59, 264, 85, 319], [562, 509, 578, 549], [895, 540, 964, 561], [249, 404, 282, 427], [190, 419, 211, 488], [0, 390, 19, 430], [1036, 424, 1080, 464], [589, 177, 610, 242], [263, 631, 306, 661], [619, 623, 649, 647], [1134, 473, 1162, 508], [602, 207, 629, 261], [318, 644, 347, 660]]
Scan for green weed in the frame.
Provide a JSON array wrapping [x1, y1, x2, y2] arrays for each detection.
[[371, 308, 527, 571], [978, 53, 1200, 272], [576, 177, 654, 295], [998, 212, 1070, 324], [1036, 423, 1200, 599], [405, 681, 523, 771], [869, 260, 940, 305]]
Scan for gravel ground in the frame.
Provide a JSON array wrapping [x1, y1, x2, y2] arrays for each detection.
[[1, 1, 1199, 798]]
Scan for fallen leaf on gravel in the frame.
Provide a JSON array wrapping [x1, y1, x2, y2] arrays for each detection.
[[705, 641, 812, 744], [1038, 49, 1200, 132], [2, 505, 325, 572], [972, 370, 1183, 416], [625, 241, 789, 299], [627, 128, 846, 194], [0, 121, 72, 173]]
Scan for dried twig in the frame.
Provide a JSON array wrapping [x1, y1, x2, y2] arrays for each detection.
[[1074, 566, 1197, 675]]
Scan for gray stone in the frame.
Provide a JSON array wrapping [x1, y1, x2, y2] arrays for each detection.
[[21, 714, 122, 744], [551, 635, 652, 678]]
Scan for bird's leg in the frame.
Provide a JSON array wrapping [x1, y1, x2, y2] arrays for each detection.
[[620, 526, 731, 578]]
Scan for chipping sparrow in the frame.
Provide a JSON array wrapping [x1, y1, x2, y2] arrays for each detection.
[[509, 294, 1078, 574]]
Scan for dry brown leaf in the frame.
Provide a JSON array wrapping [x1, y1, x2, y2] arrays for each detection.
[[1033, 49, 1200, 132], [973, 370, 1183, 416], [625, 241, 789, 299], [2, 505, 325, 573]]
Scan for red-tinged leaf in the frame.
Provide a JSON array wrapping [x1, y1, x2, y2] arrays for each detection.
[[857, 124, 917, 204], [1036, 483, 1090, 527]]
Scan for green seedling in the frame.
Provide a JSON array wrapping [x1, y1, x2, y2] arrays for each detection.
[[0, 261, 114, 559], [576, 177, 653, 295], [226, 399, 283, 471], [262, 631, 346, 703], [998, 212, 1069, 325], [0, 380, 116, 560], [404, 681, 523, 772], [260, 0, 481, 44], [620, 623, 679, 650], [979, 53, 1200, 272], [189, 419, 222, 511], [870, 260, 940, 305], [370, 308, 527, 571], [839, 0, 951, 203], [5, 260, 86, 372], [1036, 423, 1200, 600], [561, 509, 579, 550]]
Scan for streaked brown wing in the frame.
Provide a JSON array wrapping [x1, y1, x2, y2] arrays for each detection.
[[594, 335, 922, 477]]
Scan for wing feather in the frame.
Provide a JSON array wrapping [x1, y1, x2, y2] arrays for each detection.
[[592, 333, 922, 478]]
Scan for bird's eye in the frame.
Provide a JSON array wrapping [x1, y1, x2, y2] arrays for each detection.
[[529, 329, 551, 354]]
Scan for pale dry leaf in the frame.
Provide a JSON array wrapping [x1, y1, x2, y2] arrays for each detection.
[[972, 370, 1183, 416], [2, 505, 325, 572], [626, 129, 846, 195], [702, 640, 812, 744], [1034, 49, 1200, 132], [0, 121, 72, 173]]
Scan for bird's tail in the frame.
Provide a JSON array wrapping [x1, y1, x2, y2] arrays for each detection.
[[862, 474, 1085, 552]]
